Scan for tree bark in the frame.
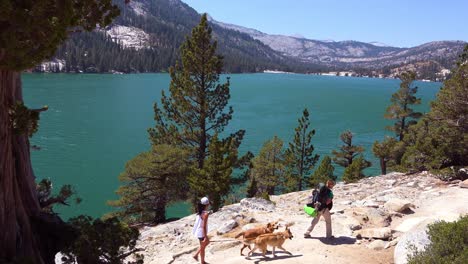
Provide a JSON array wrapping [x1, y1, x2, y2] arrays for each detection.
[[0, 70, 50, 263], [379, 158, 387, 175]]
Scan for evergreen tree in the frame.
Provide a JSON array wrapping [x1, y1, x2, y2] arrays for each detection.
[[284, 108, 320, 192], [372, 136, 398, 175], [430, 45, 468, 135], [342, 156, 369, 183], [309, 156, 336, 188], [188, 134, 238, 212], [397, 45, 468, 171], [148, 14, 245, 207], [332, 130, 370, 168], [108, 145, 191, 224], [384, 71, 423, 141], [246, 175, 258, 198], [250, 136, 285, 195], [0, 1, 120, 262]]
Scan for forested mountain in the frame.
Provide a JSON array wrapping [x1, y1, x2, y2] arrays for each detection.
[[37, 0, 466, 77], [41, 0, 318, 73]]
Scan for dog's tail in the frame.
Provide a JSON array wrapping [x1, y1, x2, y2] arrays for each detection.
[[235, 231, 244, 239]]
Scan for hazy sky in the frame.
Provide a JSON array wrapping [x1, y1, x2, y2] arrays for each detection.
[[182, 0, 468, 47]]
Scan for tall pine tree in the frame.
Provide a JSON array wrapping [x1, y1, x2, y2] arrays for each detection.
[[384, 71, 422, 141], [284, 108, 319, 192], [148, 14, 245, 208], [398, 45, 468, 170]]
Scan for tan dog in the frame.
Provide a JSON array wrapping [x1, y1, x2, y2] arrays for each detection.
[[235, 221, 279, 255], [247, 226, 294, 258]]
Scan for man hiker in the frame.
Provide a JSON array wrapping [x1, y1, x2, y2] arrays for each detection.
[[304, 179, 335, 239]]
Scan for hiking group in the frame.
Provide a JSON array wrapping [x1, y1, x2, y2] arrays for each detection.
[[191, 179, 336, 263]]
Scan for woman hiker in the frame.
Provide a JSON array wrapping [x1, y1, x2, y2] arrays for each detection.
[[193, 197, 211, 264], [304, 180, 335, 239]]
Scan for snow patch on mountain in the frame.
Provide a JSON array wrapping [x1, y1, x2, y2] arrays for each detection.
[[370, 41, 391, 47], [106, 25, 149, 50]]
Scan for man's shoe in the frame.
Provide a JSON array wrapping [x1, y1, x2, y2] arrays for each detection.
[[304, 233, 311, 238]]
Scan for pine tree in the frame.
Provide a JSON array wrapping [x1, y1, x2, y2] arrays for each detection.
[[250, 136, 285, 195], [342, 155, 369, 183], [372, 136, 398, 175], [284, 108, 320, 192], [0, 1, 120, 262], [384, 71, 423, 141], [309, 156, 336, 188], [332, 130, 370, 168], [430, 45, 468, 135], [108, 145, 191, 224], [149, 14, 244, 167], [148, 14, 245, 207], [188, 134, 238, 212], [399, 45, 468, 170]]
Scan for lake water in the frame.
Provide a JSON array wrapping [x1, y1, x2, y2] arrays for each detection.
[[22, 73, 441, 219]]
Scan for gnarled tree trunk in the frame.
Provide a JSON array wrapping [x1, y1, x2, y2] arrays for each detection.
[[0, 70, 43, 263]]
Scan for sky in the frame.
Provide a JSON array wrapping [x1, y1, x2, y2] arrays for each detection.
[[182, 0, 468, 47]]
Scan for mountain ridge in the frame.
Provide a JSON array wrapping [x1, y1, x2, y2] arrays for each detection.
[[207, 14, 465, 71], [37, 0, 466, 80]]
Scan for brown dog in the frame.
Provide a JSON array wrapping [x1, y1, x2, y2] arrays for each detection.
[[247, 226, 294, 258], [235, 221, 279, 255]]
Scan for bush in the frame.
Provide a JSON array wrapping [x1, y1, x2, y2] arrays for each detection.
[[408, 215, 468, 264], [342, 155, 371, 183], [61, 216, 143, 264]]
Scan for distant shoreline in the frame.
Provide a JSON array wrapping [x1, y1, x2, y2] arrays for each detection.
[[23, 71, 442, 83]]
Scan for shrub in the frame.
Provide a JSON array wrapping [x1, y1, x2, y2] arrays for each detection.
[[408, 215, 468, 264], [61, 216, 143, 264]]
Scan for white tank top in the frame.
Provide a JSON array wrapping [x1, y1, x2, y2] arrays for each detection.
[[193, 212, 206, 238]]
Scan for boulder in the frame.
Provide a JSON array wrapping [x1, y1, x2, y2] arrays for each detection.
[[367, 239, 387, 250], [355, 227, 392, 240], [394, 228, 430, 264], [346, 207, 391, 227], [240, 198, 276, 212], [216, 220, 238, 235], [384, 199, 415, 213]]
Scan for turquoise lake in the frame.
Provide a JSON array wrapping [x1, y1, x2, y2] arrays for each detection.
[[22, 73, 441, 219]]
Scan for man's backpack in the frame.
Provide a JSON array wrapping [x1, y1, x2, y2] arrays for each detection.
[[307, 185, 329, 209], [317, 185, 330, 205]]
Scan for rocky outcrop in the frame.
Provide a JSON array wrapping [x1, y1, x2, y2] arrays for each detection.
[[106, 171, 467, 264]]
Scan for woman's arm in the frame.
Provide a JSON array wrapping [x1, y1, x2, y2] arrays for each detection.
[[202, 212, 209, 242]]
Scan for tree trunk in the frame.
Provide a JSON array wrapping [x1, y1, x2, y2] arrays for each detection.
[[379, 157, 387, 175], [399, 117, 406, 141], [0, 70, 65, 263], [154, 196, 167, 224]]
